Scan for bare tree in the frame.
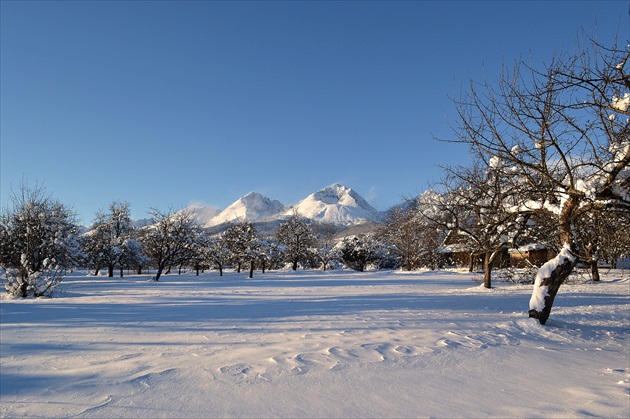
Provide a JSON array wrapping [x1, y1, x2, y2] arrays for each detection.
[[222, 220, 259, 277], [450, 33, 629, 323], [139, 208, 202, 281], [313, 222, 340, 270], [275, 213, 316, 271], [82, 201, 143, 277]]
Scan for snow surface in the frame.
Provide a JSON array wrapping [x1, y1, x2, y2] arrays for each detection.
[[1, 269, 628, 418]]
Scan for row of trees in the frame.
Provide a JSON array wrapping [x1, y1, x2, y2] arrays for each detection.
[[0, 189, 398, 297]]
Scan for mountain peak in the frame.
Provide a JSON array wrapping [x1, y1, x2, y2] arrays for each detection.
[[290, 184, 382, 225], [204, 192, 285, 228]]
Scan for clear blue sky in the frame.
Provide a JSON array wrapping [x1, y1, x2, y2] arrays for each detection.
[[1, 0, 628, 223]]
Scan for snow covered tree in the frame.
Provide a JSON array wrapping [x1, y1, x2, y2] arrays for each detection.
[[0, 183, 80, 297], [337, 234, 383, 272], [221, 220, 259, 277], [451, 33, 629, 324], [205, 236, 225, 276], [312, 222, 340, 270], [419, 163, 528, 287], [275, 213, 316, 270], [82, 201, 144, 277], [139, 208, 203, 281]]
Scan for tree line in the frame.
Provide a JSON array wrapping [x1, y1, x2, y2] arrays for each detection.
[[0, 188, 399, 297]]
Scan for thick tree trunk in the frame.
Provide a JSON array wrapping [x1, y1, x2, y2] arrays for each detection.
[[95, 267, 101, 276], [529, 193, 581, 325], [292, 260, 298, 271], [136, 266, 142, 275], [108, 265, 114, 278], [219, 265, 223, 276], [248, 260, 254, 279], [528, 246, 578, 325], [165, 266, 171, 275], [237, 262, 241, 273]]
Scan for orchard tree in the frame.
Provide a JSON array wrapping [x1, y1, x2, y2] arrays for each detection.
[[420, 163, 528, 288], [313, 222, 340, 270], [82, 201, 143, 277], [222, 220, 259, 277], [139, 208, 202, 281], [0, 183, 80, 297], [451, 33, 629, 324], [275, 213, 316, 270], [337, 234, 383, 272], [207, 235, 230, 276]]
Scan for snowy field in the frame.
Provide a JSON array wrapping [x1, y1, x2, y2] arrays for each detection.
[[1, 269, 628, 418]]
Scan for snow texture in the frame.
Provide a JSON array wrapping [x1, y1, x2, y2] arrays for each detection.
[[1, 269, 628, 418]]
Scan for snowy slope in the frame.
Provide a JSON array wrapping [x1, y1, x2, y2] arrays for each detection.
[[288, 183, 383, 225], [1, 269, 628, 418], [184, 204, 222, 226], [205, 192, 285, 228]]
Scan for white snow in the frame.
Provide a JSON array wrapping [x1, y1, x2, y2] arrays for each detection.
[[204, 192, 286, 227], [611, 92, 630, 112], [288, 184, 383, 225], [1, 269, 628, 418]]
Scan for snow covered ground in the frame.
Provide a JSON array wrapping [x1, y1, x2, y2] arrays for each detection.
[[1, 269, 628, 418]]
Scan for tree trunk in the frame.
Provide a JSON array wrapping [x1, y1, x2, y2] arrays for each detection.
[[528, 246, 578, 325], [219, 264, 223, 276], [292, 260, 298, 271], [591, 259, 600, 282], [108, 265, 114, 278], [120, 268, 124, 278], [468, 253, 474, 272], [136, 266, 142, 275], [165, 266, 171, 275], [248, 260, 254, 279], [153, 266, 164, 281], [95, 267, 101, 276], [261, 259, 266, 274], [237, 262, 241, 273], [483, 251, 492, 288]]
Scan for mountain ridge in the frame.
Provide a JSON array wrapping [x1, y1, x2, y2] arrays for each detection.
[[194, 184, 383, 230]]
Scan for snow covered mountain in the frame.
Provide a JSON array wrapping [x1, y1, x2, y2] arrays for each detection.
[[195, 184, 383, 230], [287, 184, 383, 226], [186, 204, 222, 226], [204, 192, 285, 228]]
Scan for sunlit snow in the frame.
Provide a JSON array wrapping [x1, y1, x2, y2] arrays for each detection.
[[1, 269, 628, 418]]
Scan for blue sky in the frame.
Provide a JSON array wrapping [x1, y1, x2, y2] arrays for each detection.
[[1, 1, 628, 223]]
